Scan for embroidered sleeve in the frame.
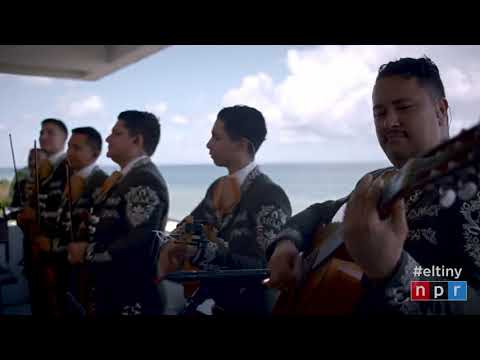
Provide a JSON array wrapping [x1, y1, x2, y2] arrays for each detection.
[[460, 194, 480, 271], [254, 205, 289, 253], [266, 198, 346, 260], [266, 227, 303, 260]]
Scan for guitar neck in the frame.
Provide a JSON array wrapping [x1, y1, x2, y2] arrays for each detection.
[[305, 222, 345, 274], [166, 269, 270, 283], [305, 120, 480, 274]]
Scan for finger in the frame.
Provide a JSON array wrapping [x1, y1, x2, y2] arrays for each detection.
[[390, 198, 408, 237], [368, 175, 385, 202], [365, 176, 385, 222], [346, 174, 373, 215], [344, 174, 373, 226]]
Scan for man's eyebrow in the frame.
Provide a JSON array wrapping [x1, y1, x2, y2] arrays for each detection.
[[392, 98, 414, 104]]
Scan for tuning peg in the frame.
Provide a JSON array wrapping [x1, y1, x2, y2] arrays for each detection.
[[439, 188, 457, 208], [458, 182, 478, 201]]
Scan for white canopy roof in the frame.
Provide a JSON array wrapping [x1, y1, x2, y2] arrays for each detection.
[[0, 45, 169, 80]]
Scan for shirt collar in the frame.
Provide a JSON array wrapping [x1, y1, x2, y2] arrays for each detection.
[[75, 162, 98, 179], [49, 151, 66, 167], [121, 155, 149, 177], [231, 161, 257, 187]]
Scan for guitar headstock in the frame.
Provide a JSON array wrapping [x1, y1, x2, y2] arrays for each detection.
[[379, 121, 480, 217]]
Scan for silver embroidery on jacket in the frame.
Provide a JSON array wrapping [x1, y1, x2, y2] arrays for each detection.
[[125, 186, 160, 227], [255, 205, 289, 251], [106, 197, 122, 207], [408, 228, 438, 245], [461, 194, 480, 267], [101, 209, 120, 219]]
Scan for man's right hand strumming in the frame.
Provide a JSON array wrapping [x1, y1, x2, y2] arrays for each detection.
[[267, 239, 302, 290]]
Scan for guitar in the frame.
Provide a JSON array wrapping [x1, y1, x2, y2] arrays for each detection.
[[163, 215, 221, 297], [272, 122, 480, 315], [161, 216, 272, 299], [166, 268, 271, 315]]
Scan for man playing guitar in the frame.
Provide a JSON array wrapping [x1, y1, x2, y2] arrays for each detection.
[[267, 56, 480, 315]]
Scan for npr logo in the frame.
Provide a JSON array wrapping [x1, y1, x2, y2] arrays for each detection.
[[410, 281, 468, 301]]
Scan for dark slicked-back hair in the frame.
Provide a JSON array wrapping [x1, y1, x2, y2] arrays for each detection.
[[118, 110, 161, 156], [217, 105, 267, 156], [376, 56, 446, 100], [72, 127, 103, 156], [42, 118, 68, 139]]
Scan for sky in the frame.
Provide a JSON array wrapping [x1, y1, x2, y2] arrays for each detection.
[[0, 45, 479, 168]]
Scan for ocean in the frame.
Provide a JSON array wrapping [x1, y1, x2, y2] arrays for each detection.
[[0, 162, 390, 219]]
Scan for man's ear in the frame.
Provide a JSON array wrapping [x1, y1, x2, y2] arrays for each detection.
[[237, 138, 251, 155], [436, 98, 449, 127], [134, 133, 145, 151]]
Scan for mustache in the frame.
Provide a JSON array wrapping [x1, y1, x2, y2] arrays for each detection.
[[384, 129, 408, 139]]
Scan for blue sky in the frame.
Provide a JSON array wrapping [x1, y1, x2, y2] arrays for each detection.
[[1, 45, 479, 168]]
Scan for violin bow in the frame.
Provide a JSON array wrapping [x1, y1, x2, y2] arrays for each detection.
[[65, 160, 75, 244], [8, 133, 22, 207], [34, 140, 41, 226]]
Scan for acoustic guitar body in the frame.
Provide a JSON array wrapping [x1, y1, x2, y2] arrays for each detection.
[[273, 223, 364, 315]]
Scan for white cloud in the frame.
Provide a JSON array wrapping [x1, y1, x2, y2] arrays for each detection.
[[171, 114, 189, 125], [223, 72, 285, 128], [146, 102, 168, 117], [221, 46, 399, 142], [277, 129, 326, 144], [443, 67, 480, 100], [219, 45, 480, 147], [65, 95, 104, 118]]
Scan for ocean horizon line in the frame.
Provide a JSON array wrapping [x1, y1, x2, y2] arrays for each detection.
[[0, 160, 391, 171]]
